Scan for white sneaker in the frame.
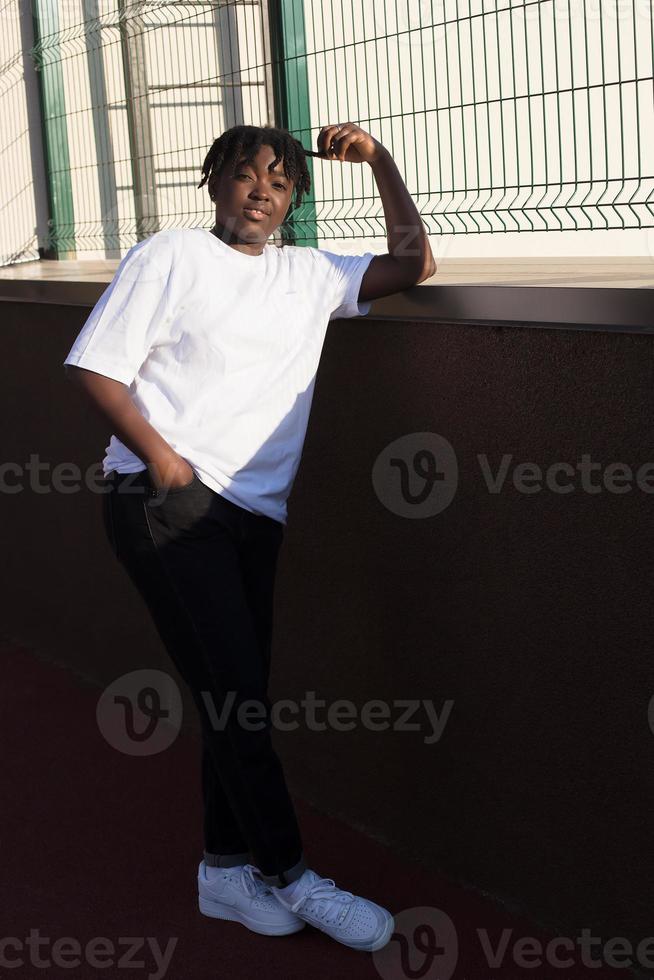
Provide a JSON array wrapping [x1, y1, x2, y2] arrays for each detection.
[[272, 869, 395, 952], [198, 861, 306, 936]]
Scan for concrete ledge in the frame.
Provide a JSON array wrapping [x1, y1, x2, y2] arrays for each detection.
[[371, 283, 654, 333], [1, 257, 653, 333]]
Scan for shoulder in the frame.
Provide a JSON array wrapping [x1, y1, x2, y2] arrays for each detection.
[[113, 229, 182, 292], [121, 228, 218, 279], [122, 228, 180, 266], [131, 227, 210, 255], [275, 243, 366, 275]]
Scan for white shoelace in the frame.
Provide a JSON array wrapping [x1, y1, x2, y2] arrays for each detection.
[[290, 876, 356, 926], [223, 863, 269, 898]]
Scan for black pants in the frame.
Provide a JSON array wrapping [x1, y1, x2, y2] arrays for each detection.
[[101, 467, 307, 888]]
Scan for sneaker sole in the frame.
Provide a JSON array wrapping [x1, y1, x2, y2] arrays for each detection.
[[198, 895, 306, 936]]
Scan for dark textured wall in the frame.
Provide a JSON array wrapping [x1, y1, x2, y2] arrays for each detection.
[[3, 299, 653, 955]]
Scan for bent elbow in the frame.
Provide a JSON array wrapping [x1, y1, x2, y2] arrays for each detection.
[[417, 261, 437, 284]]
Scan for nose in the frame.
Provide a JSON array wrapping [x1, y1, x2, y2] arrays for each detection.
[[249, 177, 270, 196]]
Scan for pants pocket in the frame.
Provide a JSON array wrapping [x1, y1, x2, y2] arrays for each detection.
[[159, 472, 201, 495]]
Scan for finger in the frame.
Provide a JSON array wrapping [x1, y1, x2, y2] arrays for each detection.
[[316, 126, 331, 155], [337, 132, 360, 161], [333, 123, 357, 159], [319, 124, 347, 156], [317, 126, 337, 155], [323, 127, 342, 156]]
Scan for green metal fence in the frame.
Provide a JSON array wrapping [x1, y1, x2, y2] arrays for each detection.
[[2, 0, 653, 262]]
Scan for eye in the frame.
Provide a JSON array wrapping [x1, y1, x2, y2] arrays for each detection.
[[274, 182, 287, 190]]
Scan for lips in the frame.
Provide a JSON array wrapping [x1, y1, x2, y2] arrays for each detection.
[[243, 206, 270, 220]]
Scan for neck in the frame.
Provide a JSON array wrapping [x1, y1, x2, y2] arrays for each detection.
[[211, 222, 266, 257]]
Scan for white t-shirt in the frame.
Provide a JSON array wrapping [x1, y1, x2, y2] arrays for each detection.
[[63, 227, 376, 524]]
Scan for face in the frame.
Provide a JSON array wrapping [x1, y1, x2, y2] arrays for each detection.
[[209, 143, 296, 255]]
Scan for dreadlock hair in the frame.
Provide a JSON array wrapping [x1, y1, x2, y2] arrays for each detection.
[[197, 124, 311, 215]]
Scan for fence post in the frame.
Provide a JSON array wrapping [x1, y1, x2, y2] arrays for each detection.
[[118, 0, 159, 241], [265, 0, 318, 247], [30, 0, 76, 259], [16, 0, 50, 262]]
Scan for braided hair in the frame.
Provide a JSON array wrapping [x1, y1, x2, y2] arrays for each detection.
[[197, 125, 311, 215]]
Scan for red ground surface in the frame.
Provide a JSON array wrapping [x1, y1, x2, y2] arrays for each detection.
[[1, 640, 630, 980]]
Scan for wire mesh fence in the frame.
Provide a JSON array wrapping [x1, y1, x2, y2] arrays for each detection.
[[1, 0, 43, 263], [1, 0, 653, 264]]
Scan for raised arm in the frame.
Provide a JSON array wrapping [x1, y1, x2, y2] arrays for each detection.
[[315, 123, 437, 303], [64, 365, 192, 489]]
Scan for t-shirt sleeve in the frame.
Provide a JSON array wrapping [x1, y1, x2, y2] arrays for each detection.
[[310, 248, 377, 321], [62, 231, 175, 386]]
